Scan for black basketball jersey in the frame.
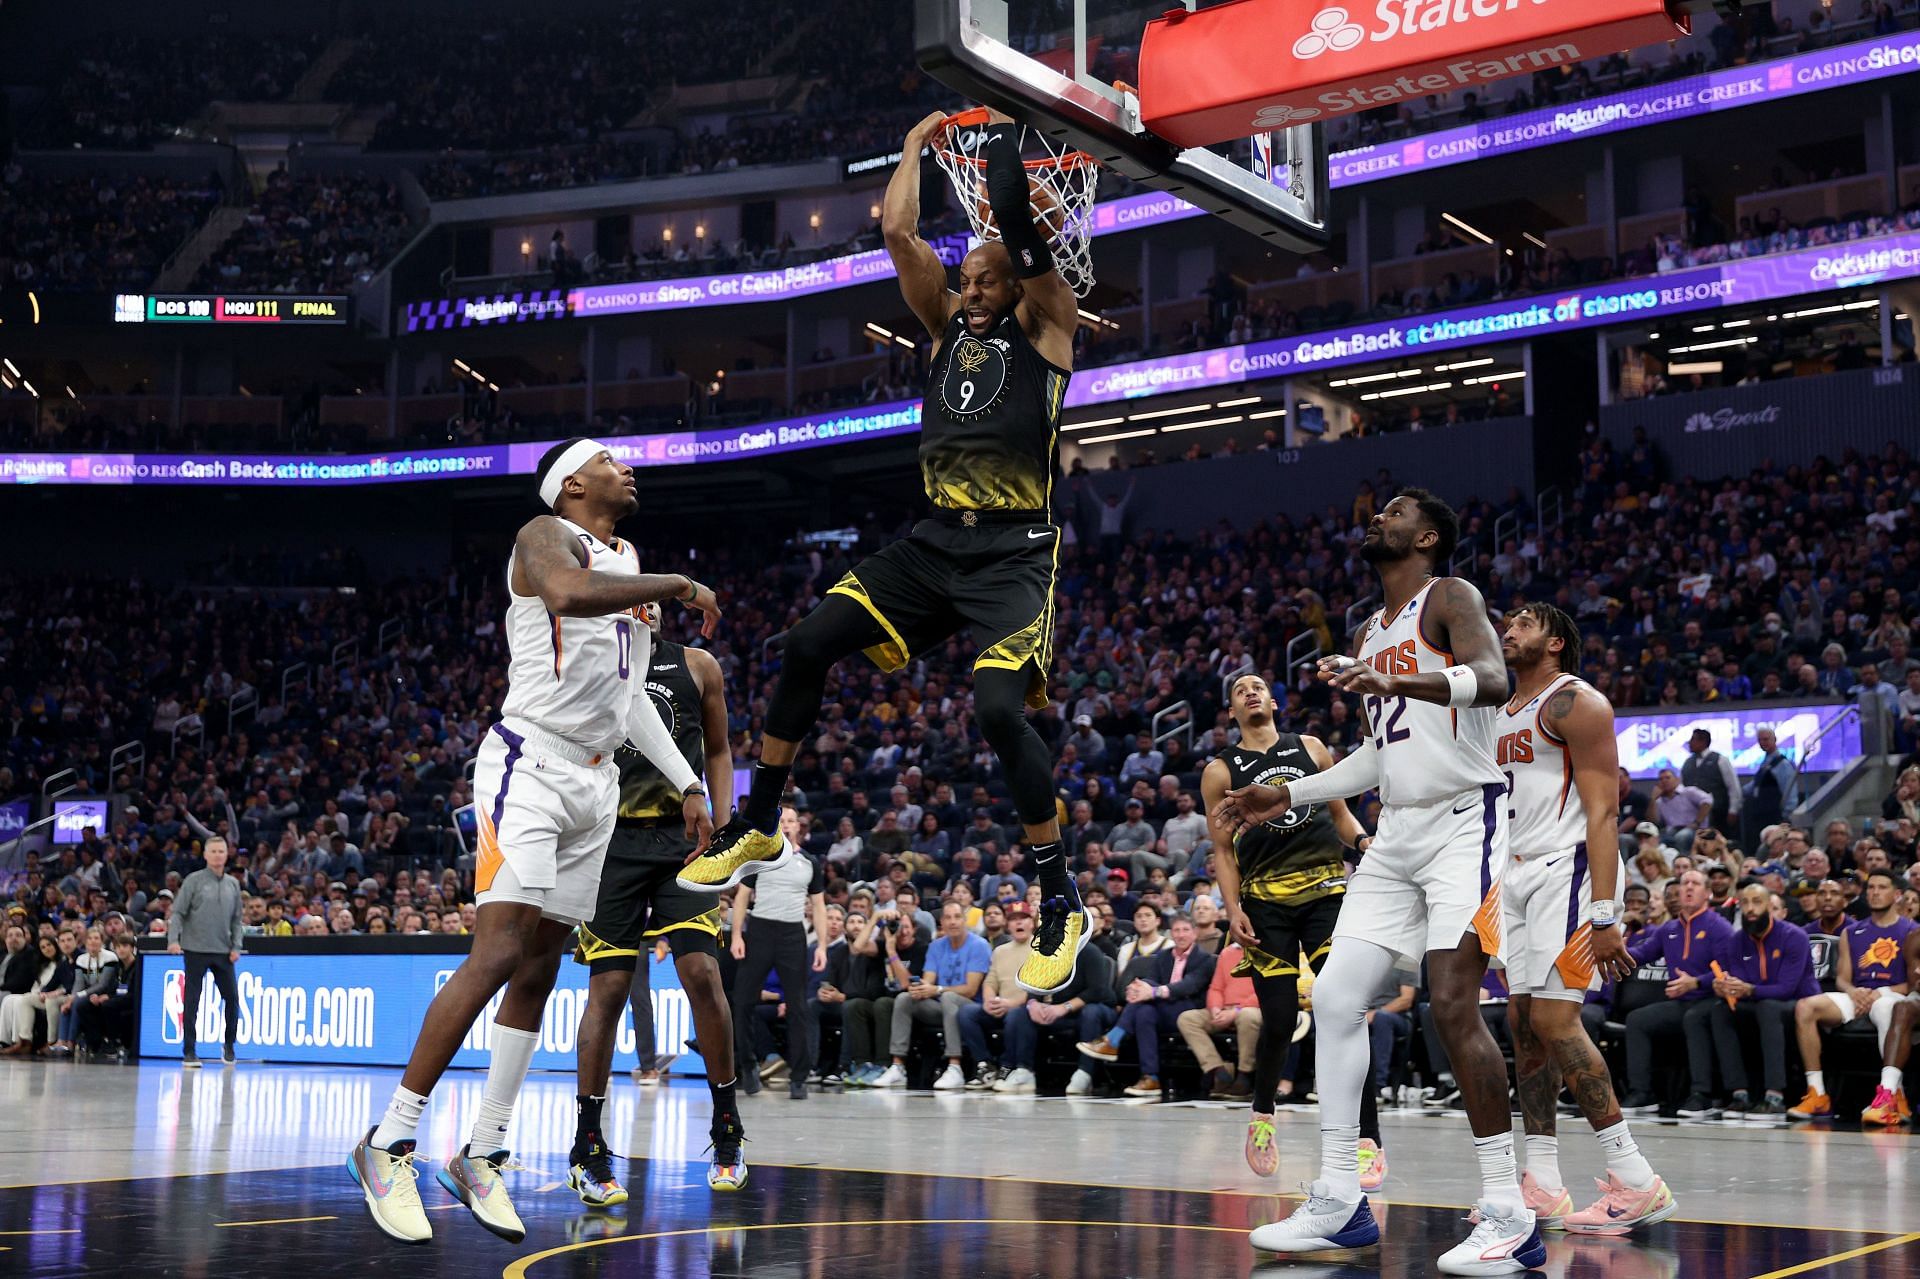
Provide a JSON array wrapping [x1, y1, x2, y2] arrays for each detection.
[[616, 639, 704, 821], [920, 309, 1068, 512], [1222, 733, 1347, 905]]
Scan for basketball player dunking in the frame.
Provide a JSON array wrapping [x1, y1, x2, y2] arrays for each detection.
[[1202, 674, 1389, 1185], [1497, 603, 1675, 1234], [568, 602, 756, 1205], [1220, 490, 1544, 1276], [348, 440, 720, 1245], [679, 107, 1095, 995]]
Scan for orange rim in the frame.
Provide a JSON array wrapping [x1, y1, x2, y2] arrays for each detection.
[[931, 108, 1098, 172]]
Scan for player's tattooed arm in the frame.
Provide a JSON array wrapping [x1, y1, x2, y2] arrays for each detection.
[[513, 515, 717, 620]]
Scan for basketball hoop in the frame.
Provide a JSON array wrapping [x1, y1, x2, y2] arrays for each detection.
[[930, 108, 1101, 298]]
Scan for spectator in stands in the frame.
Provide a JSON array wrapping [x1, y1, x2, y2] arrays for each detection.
[[0, 934, 72, 1055], [874, 902, 991, 1090], [1621, 870, 1736, 1117], [47, 926, 113, 1056], [955, 901, 1036, 1088], [1076, 913, 1217, 1099], [835, 911, 899, 1085], [1175, 940, 1260, 1099], [73, 934, 139, 1055], [1367, 973, 1419, 1103], [1708, 882, 1819, 1119], [1629, 824, 1676, 889], [1743, 729, 1799, 852], [1650, 769, 1713, 854]]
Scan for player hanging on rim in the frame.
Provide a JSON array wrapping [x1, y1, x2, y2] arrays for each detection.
[[678, 107, 1093, 995], [348, 439, 720, 1245], [1496, 603, 1675, 1234], [1220, 489, 1544, 1276], [1202, 673, 1389, 1186], [569, 601, 760, 1205]]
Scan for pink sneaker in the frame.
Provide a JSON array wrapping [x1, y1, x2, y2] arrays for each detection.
[[1245, 1113, 1279, 1178], [1356, 1139, 1388, 1192], [1563, 1172, 1677, 1236], [1521, 1169, 1574, 1229]]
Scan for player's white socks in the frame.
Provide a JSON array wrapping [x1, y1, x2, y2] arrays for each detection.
[[1882, 1067, 1905, 1092], [469, 1024, 539, 1154], [1523, 1134, 1561, 1190], [1595, 1120, 1656, 1191], [1806, 1070, 1826, 1096], [1320, 1123, 1362, 1202], [1473, 1132, 1524, 1215], [372, 1084, 429, 1150]]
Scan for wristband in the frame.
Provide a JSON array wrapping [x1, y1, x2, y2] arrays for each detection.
[[682, 783, 706, 798], [680, 575, 698, 602], [1591, 899, 1620, 928], [1442, 664, 1479, 708]]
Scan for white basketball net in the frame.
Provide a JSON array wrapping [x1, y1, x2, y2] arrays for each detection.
[[931, 113, 1101, 298]]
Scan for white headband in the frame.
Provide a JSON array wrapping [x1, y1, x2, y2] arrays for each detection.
[[538, 438, 609, 509]]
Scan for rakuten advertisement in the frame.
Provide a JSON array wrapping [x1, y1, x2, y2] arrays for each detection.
[[1615, 702, 1862, 782], [140, 950, 697, 1071], [1142, 0, 1688, 146]]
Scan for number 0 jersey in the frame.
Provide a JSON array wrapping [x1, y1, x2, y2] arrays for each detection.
[[1222, 733, 1347, 904], [1355, 577, 1502, 806], [1498, 673, 1593, 858], [920, 309, 1067, 512], [501, 517, 642, 753]]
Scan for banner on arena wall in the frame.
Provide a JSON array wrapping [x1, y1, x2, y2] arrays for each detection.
[[137, 950, 700, 1071], [0, 401, 922, 487], [0, 800, 29, 841], [1062, 229, 1920, 406], [1615, 702, 1862, 781]]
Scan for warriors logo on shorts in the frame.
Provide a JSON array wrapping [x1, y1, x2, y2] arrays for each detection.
[[939, 336, 1009, 419]]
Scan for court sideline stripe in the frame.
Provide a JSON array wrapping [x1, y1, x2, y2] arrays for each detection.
[[215, 1215, 338, 1228], [503, 1218, 1245, 1279], [1746, 1232, 1920, 1279]]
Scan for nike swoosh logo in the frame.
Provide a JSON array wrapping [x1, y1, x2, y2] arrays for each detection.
[[1027, 529, 1054, 540], [1606, 1205, 1629, 1218], [1452, 800, 1478, 815]]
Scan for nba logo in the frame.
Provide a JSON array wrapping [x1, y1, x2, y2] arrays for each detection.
[[161, 969, 186, 1045], [1768, 65, 1792, 92]]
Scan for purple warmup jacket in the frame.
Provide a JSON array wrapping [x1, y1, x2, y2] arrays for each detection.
[[1716, 917, 1819, 1001], [1626, 907, 1736, 1001]]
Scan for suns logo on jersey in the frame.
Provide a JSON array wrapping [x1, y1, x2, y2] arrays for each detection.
[[1497, 730, 1534, 765], [1368, 640, 1419, 676], [1859, 936, 1900, 970]]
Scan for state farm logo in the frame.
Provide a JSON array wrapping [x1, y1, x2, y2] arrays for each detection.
[[1294, 7, 1365, 58], [1253, 103, 1323, 127]]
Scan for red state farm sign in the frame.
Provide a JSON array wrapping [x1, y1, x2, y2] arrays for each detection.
[[1139, 0, 1689, 148]]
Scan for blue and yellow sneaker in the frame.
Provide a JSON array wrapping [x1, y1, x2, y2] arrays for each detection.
[[437, 1144, 526, 1242], [567, 1133, 629, 1207], [707, 1113, 749, 1191], [1018, 895, 1096, 995], [677, 817, 790, 893]]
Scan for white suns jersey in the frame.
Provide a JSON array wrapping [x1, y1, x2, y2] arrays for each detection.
[[1355, 577, 1502, 806], [1498, 673, 1593, 858], [501, 517, 643, 753]]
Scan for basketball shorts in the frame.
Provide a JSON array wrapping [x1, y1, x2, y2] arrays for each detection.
[[1333, 782, 1508, 966], [472, 718, 619, 927], [1503, 843, 1596, 1002], [1238, 893, 1345, 979], [576, 821, 722, 972], [829, 512, 1057, 710], [1820, 986, 1908, 1037]]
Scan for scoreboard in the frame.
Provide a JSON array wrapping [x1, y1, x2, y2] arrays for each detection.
[[112, 293, 350, 325]]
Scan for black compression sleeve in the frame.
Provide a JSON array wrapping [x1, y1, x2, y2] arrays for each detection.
[[983, 123, 1054, 279]]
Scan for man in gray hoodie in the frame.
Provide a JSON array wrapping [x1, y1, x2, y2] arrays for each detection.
[[167, 837, 245, 1067]]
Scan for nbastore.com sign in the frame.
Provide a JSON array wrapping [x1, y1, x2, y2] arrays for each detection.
[[1142, 0, 1689, 146]]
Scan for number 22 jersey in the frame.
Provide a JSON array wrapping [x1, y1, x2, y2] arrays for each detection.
[[1354, 577, 1502, 805]]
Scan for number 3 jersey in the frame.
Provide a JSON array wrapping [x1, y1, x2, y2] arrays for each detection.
[[1355, 577, 1502, 805], [501, 517, 643, 754], [920, 309, 1068, 512]]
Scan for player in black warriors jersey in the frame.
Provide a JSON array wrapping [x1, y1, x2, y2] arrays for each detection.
[[1203, 674, 1388, 1183], [682, 106, 1093, 995], [568, 608, 752, 1200]]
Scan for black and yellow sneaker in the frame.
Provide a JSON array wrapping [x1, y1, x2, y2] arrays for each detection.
[[676, 816, 791, 893], [1017, 895, 1096, 995], [706, 1112, 749, 1191], [566, 1133, 629, 1207]]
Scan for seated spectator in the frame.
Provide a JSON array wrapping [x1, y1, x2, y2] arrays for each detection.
[[1115, 901, 1171, 978], [978, 902, 1009, 949], [1188, 895, 1225, 955], [1366, 971, 1419, 1103], [996, 927, 1116, 1096], [1788, 869, 1919, 1121], [1708, 882, 1819, 1119], [48, 926, 114, 1056], [980, 849, 1027, 904], [1650, 769, 1712, 855], [1108, 799, 1159, 874], [0, 934, 73, 1055], [873, 902, 991, 1090], [1621, 871, 1737, 1117], [1175, 940, 1261, 1098], [831, 910, 901, 1085], [955, 901, 1036, 1088], [910, 812, 949, 865], [1076, 912, 1217, 1099], [1628, 825, 1676, 890], [75, 935, 141, 1056]]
